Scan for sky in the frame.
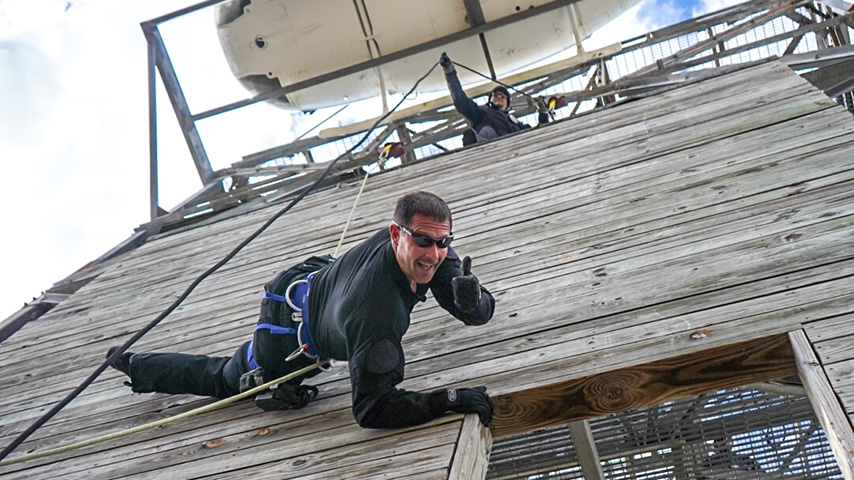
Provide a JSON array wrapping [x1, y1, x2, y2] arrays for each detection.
[[0, 0, 742, 320]]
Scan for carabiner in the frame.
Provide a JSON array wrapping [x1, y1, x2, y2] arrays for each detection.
[[284, 278, 308, 311]]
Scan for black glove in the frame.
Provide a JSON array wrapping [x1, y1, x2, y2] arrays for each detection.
[[452, 256, 481, 313], [536, 96, 549, 115], [439, 52, 455, 74], [255, 384, 318, 411], [438, 386, 494, 426]]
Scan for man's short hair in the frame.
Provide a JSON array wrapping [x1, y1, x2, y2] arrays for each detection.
[[393, 191, 452, 231]]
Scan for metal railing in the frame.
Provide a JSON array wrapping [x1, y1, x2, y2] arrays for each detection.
[[144, 0, 854, 233]]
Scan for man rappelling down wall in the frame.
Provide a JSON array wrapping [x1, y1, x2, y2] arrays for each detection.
[[107, 191, 495, 429]]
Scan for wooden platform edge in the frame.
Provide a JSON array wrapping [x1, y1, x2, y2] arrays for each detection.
[[447, 414, 493, 480], [489, 333, 798, 438], [790, 329, 854, 480]]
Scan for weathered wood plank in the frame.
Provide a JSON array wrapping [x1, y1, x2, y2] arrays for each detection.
[[6, 95, 848, 354], [805, 313, 854, 342], [448, 414, 492, 480], [5, 256, 852, 452], [93, 420, 458, 480], [790, 330, 854, 480], [566, 420, 605, 480], [8, 135, 854, 372], [814, 334, 854, 366], [222, 421, 462, 480]]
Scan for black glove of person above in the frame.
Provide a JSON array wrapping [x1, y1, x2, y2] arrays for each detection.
[[434, 386, 494, 426], [452, 256, 482, 313], [536, 96, 549, 115], [439, 52, 455, 74]]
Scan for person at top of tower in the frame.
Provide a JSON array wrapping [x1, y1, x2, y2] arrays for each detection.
[[440, 52, 550, 145], [107, 190, 495, 429]]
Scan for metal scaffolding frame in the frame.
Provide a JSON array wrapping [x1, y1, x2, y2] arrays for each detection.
[[142, 0, 854, 234]]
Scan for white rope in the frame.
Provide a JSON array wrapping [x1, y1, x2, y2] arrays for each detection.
[[334, 152, 391, 257], [0, 363, 320, 467]]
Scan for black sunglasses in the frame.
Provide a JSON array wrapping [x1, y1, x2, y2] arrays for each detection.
[[394, 222, 454, 248]]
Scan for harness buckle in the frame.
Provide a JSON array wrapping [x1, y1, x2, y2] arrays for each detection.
[[286, 344, 310, 363]]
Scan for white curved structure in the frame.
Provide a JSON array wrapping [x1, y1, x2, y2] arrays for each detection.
[[216, 0, 640, 110]]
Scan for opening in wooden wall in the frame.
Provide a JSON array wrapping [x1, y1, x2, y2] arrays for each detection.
[[480, 332, 852, 479], [486, 385, 844, 479], [490, 333, 798, 438]]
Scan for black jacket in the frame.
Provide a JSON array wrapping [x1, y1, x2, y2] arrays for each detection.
[[445, 70, 548, 142], [308, 228, 494, 427]]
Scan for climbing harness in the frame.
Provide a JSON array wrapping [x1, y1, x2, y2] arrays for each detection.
[[0, 61, 441, 465], [248, 272, 327, 368]]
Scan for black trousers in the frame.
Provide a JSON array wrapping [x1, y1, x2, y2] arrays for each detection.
[[126, 256, 333, 399], [127, 341, 251, 398]]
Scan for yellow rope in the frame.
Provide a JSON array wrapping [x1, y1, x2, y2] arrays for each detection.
[[0, 362, 320, 467], [334, 170, 373, 258], [334, 150, 390, 257]]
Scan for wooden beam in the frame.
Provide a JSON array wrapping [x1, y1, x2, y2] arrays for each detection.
[[490, 333, 797, 438], [790, 330, 854, 480], [142, 25, 214, 185], [448, 414, 492, 480], [566, 420, 604, 480], [147, 34, 159, 222]]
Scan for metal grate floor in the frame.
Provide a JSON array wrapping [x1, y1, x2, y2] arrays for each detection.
[[487, 387, 843, 480]]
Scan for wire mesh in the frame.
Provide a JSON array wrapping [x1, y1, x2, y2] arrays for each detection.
[[486, 387, 844, 480]]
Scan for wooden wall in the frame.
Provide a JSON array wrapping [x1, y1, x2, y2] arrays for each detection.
[[2, 60, 853, 479]]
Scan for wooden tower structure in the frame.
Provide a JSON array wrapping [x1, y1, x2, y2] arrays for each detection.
[[2, 0, 854, 478]]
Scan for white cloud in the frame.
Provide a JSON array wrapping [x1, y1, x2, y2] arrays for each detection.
[[694, 0, 749, 17], [585, 2, 651, 50], [0, 0, 332, 319], [0, 1, 204, 317], [0, 0, 69, 41]]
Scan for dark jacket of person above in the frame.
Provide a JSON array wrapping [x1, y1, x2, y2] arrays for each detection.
[[108, 191, 496, 429], [440, 52, 549, 144]]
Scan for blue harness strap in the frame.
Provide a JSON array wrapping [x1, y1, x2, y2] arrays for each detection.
[[254, 323, 296, 335], [246, 340, 259, 370], [246, 272, 323, 369], [263, 292, 288, 303], [291, 273, 323, 358]]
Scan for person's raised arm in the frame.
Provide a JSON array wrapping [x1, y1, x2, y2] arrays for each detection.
[[441, 52, 485, 128]]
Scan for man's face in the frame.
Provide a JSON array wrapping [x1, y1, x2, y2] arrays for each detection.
[[390, 213, 451, 290], [490, 91, 509, 111]]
